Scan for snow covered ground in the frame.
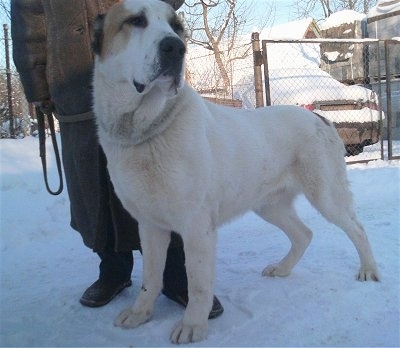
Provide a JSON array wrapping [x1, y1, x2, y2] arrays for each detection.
[[1, 136, 399, 347]]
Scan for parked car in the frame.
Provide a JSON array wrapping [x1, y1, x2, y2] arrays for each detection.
[[268, 67, 383, 156]]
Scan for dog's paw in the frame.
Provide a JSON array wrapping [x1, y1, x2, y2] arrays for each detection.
[[262, 264, 291, 277], [170, 319, 208, 344], [357, 267, 380, 282], [114, 307, 152, 328]]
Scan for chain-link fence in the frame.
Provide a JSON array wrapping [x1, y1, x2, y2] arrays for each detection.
[[186, 41, 254, 108], [372, 39, 400, 160], [256, 38, 387, 163]]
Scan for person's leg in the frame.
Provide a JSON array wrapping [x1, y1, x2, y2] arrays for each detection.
[[80, 149, 137, 308], [79, 204, 135, 307], [163, 233, 224, 319], [79, 249, 133, 307], [59, 120, 108, 250], [59, 120, 136, 307]]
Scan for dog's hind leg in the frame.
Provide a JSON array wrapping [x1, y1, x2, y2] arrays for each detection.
[[296, 125, 380, 281], [299, 156, 380, 281], [114, 223, 171, 328], [255, 190, 313, 277], [304, 183, 380, 282]]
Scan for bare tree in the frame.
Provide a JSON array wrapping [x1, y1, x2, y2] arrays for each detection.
[[0, 0, 10, 20], [334, 0, 377, 13], [294, 0, 377, 19], [183, 0, 271, 94]]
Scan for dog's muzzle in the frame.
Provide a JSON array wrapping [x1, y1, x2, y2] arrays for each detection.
[[133, 36, 186, 94]]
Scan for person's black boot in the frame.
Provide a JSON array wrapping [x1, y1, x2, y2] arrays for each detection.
[[80, 250, 133, 307], [80, 279, 132, 307], [162, 244, 224, 319]]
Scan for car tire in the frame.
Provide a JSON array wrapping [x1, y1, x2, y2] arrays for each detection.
[[345, 144, 364, 156]]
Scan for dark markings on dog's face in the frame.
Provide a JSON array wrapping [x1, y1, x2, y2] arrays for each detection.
[[120, 11, 148, 30], [169, 16, 185, 37]]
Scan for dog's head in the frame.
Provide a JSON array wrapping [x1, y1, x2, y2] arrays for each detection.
[[93, 0, 186, 97]]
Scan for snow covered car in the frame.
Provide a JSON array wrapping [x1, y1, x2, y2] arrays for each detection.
[[269, 67, 383, 156]]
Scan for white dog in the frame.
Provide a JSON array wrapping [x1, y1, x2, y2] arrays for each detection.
[[92, 0, 380, 343]]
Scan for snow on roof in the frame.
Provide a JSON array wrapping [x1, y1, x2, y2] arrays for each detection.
[[368, 0, 400, 19], [260, 17, 314, 39], [319, 10, 366, 30], [367, 0, 400, 38]]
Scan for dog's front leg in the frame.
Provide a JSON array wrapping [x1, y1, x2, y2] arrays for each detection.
[[115, 223, 170, 329], [170, 228, 217, 344]]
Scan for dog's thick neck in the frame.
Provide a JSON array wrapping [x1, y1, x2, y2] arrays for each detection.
[[116, 100, 177, 146], [95, 76, 180, 147]]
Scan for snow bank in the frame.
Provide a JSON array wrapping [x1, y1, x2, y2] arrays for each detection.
[[1, 137, 399, 347]]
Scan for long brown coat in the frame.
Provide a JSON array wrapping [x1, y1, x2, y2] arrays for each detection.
[[11, 0, 184, 251]]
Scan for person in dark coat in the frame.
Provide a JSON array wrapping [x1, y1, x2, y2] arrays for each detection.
[[11, 0, 223, 317]]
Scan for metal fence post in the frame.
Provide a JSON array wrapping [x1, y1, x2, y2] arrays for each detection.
[[376, 41, 384, 161], [251, 32, 264, 108], [262, 40, 271, 106], [384, 40, 393, 160], [3, 23, 14, 137]]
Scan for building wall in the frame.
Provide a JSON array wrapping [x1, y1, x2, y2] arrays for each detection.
[[320, 21, 367, 84]]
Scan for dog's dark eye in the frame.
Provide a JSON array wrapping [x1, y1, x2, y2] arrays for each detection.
[[124, 14, 147, 28], [170, 19, 184, 34]]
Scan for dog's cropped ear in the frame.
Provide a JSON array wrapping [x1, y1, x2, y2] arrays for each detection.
[[161, 0, 184, 10], [92, 14, 105, 56]]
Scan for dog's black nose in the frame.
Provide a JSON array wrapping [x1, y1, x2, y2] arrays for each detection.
[[159, 36, 186, 62]]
